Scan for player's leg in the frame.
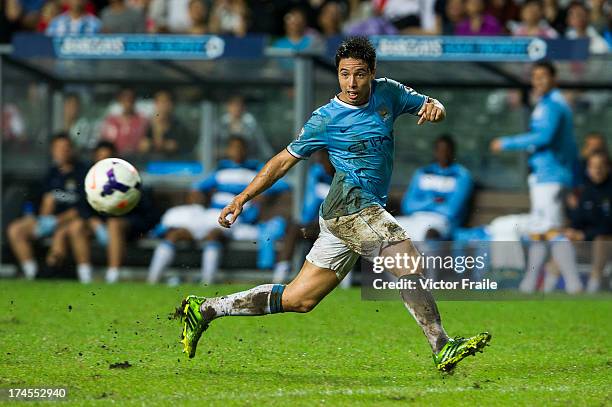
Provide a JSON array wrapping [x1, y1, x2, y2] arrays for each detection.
[[46, 224, 70, 268], [200, 229, 225, 284], [178, 259, 340, 358], [588, 236, 611, 292], [7, 216, 39, 279], [148, 228, 192, 284], [519, 239, 548, 293], [106, 217, 128, 283], [66, 217, 93, 283], [549, 235, 582, 294]]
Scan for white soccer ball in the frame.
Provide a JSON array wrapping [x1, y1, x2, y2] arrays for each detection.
[[84, 158, 142, 216]]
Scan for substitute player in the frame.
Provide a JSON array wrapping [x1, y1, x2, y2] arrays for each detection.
[[176, 37, 491, 372]]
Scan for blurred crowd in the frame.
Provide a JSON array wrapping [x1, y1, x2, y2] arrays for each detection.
[[1, 0, 611, 52]]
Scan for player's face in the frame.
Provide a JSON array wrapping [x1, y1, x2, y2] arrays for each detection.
[[337, 58, 375, 106], [531, 67, 555, 97], [227, 140, 247, 163], [434, 141, 453, 167], [587, 155, 609, 184], [51, 138, 73, 166], [94, 147, 114, 162], [582, 135, 605, 158]]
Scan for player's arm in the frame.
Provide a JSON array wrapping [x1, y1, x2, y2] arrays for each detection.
[[491, 103, 561, 152], [38, 193, 55, 216], [417, 97, 446, 125], [218, 150, 299, 228]]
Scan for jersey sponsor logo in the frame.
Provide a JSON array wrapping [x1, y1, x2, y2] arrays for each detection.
[[418, 174, 457, 192], [348, 134, 392, 153]]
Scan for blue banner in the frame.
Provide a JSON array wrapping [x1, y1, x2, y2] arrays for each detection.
[[12, 34, 265, 60], [352, 36, 589, 62]]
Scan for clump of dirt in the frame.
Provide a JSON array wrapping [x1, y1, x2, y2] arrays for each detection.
[[109, 361, 132, 369]]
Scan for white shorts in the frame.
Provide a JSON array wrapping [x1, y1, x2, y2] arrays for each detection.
[[528, 175, 565, 234], [160, 204, 258, 241], [306, 205, 409, 280], [395, 211, 450, 241]]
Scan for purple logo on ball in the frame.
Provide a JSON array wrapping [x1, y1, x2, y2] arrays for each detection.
[[101, 168, 130, 197]]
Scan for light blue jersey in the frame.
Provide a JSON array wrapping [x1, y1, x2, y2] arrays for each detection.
[[287, 78, 428, 220], [500, 89, 578, 187], [402, 162, 473, 230]]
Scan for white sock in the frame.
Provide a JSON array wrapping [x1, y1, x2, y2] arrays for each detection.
[[77, 263, 93, 284], [106, 267, 120, 284], [148, 241, 175, 284], [199, 284, 285, 320], [520, 242, 547, 293], [201, 242, 222, 284], [22, 260, 37, 280], [542, 269, 559, 293], [272, 260, 290, 284], [586, 276, 601, 293], [551, 241, 582, 294], [340, 271, 353, 289]]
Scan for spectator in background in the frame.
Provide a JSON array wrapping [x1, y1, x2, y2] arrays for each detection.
[[147, 136, 289, 284], [317, 1, 345, 37], [565, 150, 612, 292], [60, 93, 95, 152], [101, 0, 146, 33], [218, 95, 273, 159], [1, 104, 26, 141], [565, 1, 609, 54], [486, 0, 520, 33], [46, 0, 101, 35], [509, 0, 558, 38], [209, 0, 248, 37], [272, 7, 315, 51], [7, 134, 89, 281], [148, 0, 190, 33], [100, 88, 149, 156], [396, 135, 473, 242], [186, 0, 207, 34], [139, 90, 188, 157], [344, 0, 399, 35], [455, 0, 502, 36], [578, 132, 607, 181], [36, 0, 61, 32], [589, 0, 608, 34], [375, 0, 438, 35], [543, 0, 566, 34], [435, 0, 465, 35]]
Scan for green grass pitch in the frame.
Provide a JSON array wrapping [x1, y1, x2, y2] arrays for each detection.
[[1, 280, 610, 406]]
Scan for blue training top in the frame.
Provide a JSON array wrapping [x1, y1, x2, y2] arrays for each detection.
[[287, 78, 428, 220], [500, 88, 578, 187]]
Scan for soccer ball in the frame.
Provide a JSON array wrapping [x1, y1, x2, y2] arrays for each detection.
[[85, 158, 142, 216]]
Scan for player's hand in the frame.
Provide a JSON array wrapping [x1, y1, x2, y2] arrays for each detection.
[[490, 138, 503, 152], [417, 99, 445, 125], [564, 228, 585, 241], [218, 198, 244, 228]]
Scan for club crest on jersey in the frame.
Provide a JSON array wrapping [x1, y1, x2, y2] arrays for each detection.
[[378, 106, 390, 122]]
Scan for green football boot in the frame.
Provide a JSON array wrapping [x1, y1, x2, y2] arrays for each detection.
[[433, 332, 492, 372], [176, 295, 209, 359]]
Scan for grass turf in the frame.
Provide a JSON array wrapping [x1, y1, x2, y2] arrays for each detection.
[[0, 280, 610, 406]]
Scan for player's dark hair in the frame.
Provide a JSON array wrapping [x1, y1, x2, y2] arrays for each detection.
[[533, 60, 557, 77], [567, 0, 588, 12], [435, 134, 456, 154], [335, 37, 376, 72], [50, 132, 71, 145], [94, 140, 117, 154]]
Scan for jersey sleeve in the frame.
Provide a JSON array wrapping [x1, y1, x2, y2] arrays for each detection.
[[286, 110, 327, 159], [384, 78, 428, 117]]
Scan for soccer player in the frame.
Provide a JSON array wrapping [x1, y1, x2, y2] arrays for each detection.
[[491, 61, 582, 294], [397, 134, 473, 241], [177, 37, 491, 372]]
